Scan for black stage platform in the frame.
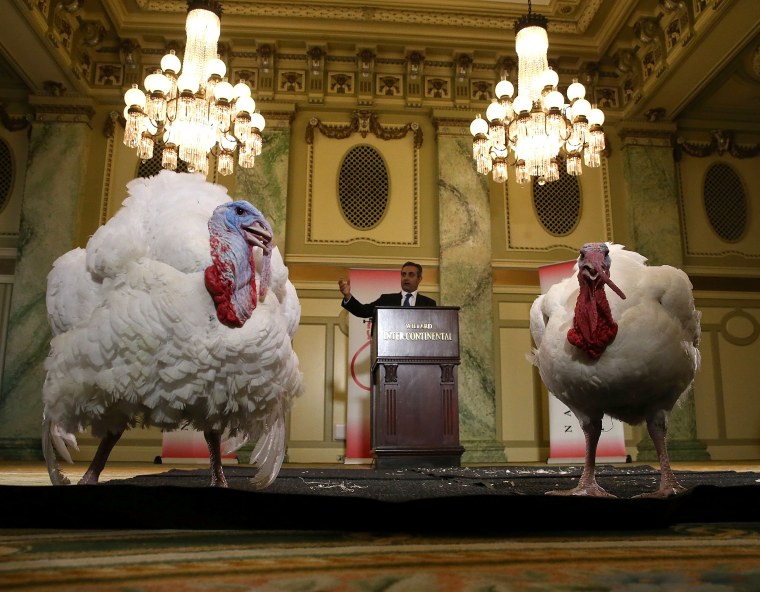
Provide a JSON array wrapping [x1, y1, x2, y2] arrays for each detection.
[[3, 465, 759, 533]]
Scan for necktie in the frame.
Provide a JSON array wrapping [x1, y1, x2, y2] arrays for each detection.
[[403, 293, 412, 307]]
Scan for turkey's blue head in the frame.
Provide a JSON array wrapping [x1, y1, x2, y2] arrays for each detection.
[[222, 201, 273, 255], [205, 200, 274, 328]]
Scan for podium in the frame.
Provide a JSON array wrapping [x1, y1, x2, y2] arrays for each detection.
[[370, 306, 465, 468]]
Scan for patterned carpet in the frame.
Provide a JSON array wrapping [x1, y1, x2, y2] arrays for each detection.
[[2, 524, 760, 591]]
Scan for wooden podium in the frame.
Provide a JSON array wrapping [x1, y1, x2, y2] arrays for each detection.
[[370, 306, 465, 468]]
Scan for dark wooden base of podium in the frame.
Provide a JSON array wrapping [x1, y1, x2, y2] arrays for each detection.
[[373, 446, 465, 469], [370, 307, 465, 472]]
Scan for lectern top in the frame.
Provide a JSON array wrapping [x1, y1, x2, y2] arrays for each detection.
[[371, 306, 460, 362]]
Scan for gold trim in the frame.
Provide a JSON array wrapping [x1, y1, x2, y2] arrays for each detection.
[[306, 110, 423, 148]]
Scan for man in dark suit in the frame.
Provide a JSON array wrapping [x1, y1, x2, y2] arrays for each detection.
[[338, 261, 436, 318]]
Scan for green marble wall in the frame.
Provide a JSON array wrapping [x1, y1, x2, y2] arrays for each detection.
[[0, 120, 91, 458], [233, 128, 290, 248], [437, 133, 505, 462], [620, 143, 683, 266]]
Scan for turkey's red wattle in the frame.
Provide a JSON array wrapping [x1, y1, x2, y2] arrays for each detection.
[[567, 283, 618, 359], [205, 235, 257, 328]]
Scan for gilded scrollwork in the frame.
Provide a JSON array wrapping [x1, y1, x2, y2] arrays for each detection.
[[676, 130, 760, 160], [305, 110, 423, 148]]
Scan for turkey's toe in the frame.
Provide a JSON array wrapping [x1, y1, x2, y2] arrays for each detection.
[[545, 484, 616, 498]]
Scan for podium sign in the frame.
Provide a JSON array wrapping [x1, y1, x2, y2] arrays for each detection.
[[370, 306, 464, 468]]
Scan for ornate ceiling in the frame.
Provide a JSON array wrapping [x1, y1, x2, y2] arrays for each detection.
[[1, 0, 759, 130]]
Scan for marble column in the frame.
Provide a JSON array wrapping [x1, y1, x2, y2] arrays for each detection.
[[0, 99, 94, 459], [435, 117, 506, 463], [233, 115, 291, 247], [618, 125, 709, 461], [233, 114, 291, 463]]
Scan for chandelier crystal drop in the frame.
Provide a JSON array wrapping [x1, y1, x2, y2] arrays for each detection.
[[122, 0, 265, 177], [470, 1, 605, 184]]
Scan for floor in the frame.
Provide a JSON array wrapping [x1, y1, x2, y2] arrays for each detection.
[[3, 459, 760, 487]]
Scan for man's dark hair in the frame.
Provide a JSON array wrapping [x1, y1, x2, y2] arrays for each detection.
[[402, 261, 423, 277]]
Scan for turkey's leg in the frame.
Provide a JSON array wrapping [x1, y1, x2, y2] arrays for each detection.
[[635, 410, 686, 499], [79, 430, 123, 485], [204, 430, 228, 488], [546, 415, 614, 497]]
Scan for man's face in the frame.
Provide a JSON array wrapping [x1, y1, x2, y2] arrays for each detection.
[[400, 265, 421, 293]]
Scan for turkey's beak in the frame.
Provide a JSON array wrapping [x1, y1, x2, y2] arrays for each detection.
[[243, 221, 273, 254], [596, 265, 626, 300], [581, 251, 626, 300]]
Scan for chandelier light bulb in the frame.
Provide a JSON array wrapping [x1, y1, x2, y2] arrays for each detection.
[[541, 68, 559, 89], [160, 50, 182, 74], [571, 98, 591, 119], [233, 81, 252, 99], [206, 56, 226, 79], [588, 107, 605, 126], [494, 79, 514, 100], [543, 90, 564, 110], [486, 100, 504, 122], [469, 115, 488, 136], [234, 95, 255, 116], [567, 79, 586, 101], [250, 112, 266, 131], [214, 80, 235, 102], [124, 84, 147, 109], [176, 73, 197, 94], [144, 71, 167, 94], [512, 95, 532, 114]]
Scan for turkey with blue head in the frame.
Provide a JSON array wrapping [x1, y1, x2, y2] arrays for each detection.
[[43, 171, 303, 489]]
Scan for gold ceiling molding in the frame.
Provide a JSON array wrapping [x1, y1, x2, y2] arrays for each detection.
[[132, 1, 600, 35]]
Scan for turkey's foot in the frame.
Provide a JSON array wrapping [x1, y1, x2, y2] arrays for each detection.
[[545, 483, 616, 498], [209, 473, 228, 488], [633, 483, 686, 499], [78, 471, 100, 485], [52, 468, 71, 485]]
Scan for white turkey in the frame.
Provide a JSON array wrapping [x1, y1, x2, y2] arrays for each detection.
[[529, 243, 701, 498], [42, 170, 303, 489]]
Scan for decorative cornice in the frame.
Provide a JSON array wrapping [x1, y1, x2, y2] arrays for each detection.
[[0, 105, 30, 132], [133, 1, 593, 34], [28, 96, 96, 126], [676, 130, 760, 160], [617, 125, 676, 148], [306, 110, 423, 148], [433, 117, 472, 137]]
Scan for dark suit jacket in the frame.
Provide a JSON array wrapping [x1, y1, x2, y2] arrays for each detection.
[[342, 291, 437, 319]]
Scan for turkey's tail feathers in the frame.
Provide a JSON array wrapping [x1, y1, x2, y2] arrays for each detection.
[[42, 418, 78, 485], [248, 404, 287, 490]]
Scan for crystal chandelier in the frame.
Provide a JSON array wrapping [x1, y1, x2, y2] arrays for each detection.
[[122, 0, 265, 177], [469, 1, 605, 185]]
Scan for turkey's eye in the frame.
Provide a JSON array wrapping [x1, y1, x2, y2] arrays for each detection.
[[235, 207, 246, 216]]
